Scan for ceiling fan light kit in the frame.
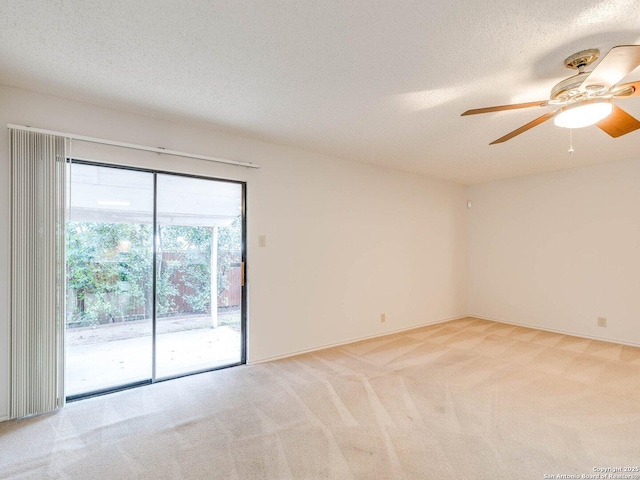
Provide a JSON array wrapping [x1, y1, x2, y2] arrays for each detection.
[[553, 99, 613, 129], [462, 45, 640, 144]]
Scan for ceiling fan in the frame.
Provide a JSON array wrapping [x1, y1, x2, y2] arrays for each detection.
[[462, 45, 640, 144]]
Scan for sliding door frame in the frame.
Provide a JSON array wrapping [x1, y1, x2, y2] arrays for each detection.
[[66, 159, 247, 401]]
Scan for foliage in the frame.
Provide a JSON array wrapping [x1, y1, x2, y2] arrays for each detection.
[[156, 224, 211, 316], [66, 222, 153, 326], [217, 217, 242, 303], [66, 217, 242, 326]]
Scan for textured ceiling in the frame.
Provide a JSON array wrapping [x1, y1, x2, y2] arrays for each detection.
[[1, 0, 640, 184]]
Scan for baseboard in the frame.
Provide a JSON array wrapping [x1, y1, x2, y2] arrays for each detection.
[[0, 415, 8, 423], [471, 314, 640, 348], [248, 314, 468, 365]]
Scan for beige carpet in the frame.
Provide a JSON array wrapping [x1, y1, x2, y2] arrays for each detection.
[[1, 317, 640, 479]]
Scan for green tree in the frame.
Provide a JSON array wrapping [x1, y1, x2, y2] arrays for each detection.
[[216, 217, 242, 304], [66, 222, 153, 325], [66, 216, 242, 326], [156, 224, 212, 316]]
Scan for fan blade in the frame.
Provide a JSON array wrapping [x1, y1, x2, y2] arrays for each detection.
[[461, 101, 548, 116], [613, 80, 640, 98], [596, 105, 640, 138], [579, 45, 640, 92], [489, 110, 559, 145]]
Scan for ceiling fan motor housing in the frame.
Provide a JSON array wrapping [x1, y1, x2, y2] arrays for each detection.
[[550, 72, 590, 102], [550, 49, 602, 102]]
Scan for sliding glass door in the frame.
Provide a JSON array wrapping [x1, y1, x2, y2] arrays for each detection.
[[65, 162, 245, 399], [65, 165, 154, 397], [155, 174, 244, 379]]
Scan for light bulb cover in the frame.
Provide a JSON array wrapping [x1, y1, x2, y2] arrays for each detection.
[[554, 99, 613, 129]]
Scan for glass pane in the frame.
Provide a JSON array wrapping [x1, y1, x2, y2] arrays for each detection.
[[65, 164, 154, 397], [155, 174, 242, 378]]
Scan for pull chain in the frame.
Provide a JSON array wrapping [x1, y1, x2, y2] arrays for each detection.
[[568, 128, 574, 154]]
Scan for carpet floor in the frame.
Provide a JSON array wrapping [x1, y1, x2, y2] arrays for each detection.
[[1, 317, 640, 479]]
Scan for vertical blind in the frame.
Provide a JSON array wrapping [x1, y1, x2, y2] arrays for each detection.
[[10, 129, 67, 418]]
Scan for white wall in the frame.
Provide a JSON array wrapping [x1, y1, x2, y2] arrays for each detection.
[[0, 85, 469, 419], [2, 83, 639, 423], [468, 158, 640, 345]]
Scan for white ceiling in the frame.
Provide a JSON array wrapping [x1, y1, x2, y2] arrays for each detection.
[[1, 1, 639, 185]]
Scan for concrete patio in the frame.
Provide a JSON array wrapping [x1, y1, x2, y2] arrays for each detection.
[[65, 315, 241, 397]]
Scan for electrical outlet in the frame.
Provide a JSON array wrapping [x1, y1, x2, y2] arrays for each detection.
[[380, 313, 386, 323], [597, 317, 607, 328]]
